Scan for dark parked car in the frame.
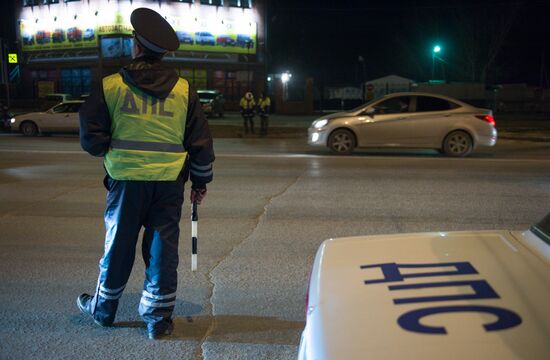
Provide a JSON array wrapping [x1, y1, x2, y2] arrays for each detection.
[[197, 90, 225, 118], [0, 104, 12, 132]]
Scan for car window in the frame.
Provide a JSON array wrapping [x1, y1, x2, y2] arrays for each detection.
[[531, 213, 550, 245], [198, 93, 217, 100], [373, 96, 410, 114], [415, 96, 459, 112], [68, 103, 82, 112], [52, 104, 70, 113]]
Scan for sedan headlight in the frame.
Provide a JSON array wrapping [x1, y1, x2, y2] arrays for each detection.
[[312, 119, 328, 129], [10, 118, 15, 124]]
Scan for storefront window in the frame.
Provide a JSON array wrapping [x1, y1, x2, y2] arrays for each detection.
[[228, 0, 251, 8], [177, 68, 208, 89], [60, 68, 91, 96], [23, 0, 40, 6], [101, 38, 132, 58]]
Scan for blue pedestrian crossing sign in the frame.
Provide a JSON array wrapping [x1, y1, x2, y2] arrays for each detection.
[[8, 53, 18, 64]]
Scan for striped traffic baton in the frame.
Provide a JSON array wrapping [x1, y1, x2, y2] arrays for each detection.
[[191, 200, 198, 271]]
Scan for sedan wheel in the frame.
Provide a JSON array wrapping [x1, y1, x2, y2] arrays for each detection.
[[328, 129, 355, 154], [443, 130, 473, 157], [21, 121, 38, 137]]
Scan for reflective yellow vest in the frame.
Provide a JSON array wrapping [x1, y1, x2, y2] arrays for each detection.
[[258, 96, 271, 110], [239, 97, 256, 109], [102, 73, 189, 181]]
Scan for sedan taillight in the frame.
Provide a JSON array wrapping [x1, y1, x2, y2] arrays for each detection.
[[475, 115, 496, 126]]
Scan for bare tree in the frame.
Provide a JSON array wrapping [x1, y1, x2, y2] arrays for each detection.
[[452, 1, 522, 83]]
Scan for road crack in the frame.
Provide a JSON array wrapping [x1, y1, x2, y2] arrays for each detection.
[[196, 174, 302, 360]]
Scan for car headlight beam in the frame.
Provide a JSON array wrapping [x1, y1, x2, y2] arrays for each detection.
[[313, 119, 328, 129]]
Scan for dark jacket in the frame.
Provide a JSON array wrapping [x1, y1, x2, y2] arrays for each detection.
[[79, 56, 214, 189]]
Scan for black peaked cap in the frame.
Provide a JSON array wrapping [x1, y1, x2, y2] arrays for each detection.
[[130, 8, 179, 52]]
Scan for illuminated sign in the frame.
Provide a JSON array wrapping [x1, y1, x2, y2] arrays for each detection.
[[8, 54, 18, 63], [19, 1, 258, 54]]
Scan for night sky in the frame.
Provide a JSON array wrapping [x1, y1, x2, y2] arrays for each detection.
[[267, 0, 550, 87], [1, 1, 549, 88]]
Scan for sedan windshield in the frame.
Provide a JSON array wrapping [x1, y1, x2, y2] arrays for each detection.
[[348, 97, 386, 113], [532, 213, 550, 244]]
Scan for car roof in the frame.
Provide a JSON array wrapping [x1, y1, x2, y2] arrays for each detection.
[[379, 92, 476, 107], [309, 229, 550, 358]]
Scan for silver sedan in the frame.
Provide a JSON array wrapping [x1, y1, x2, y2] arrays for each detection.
[[308, 92, 497, 157], [11, 101, 84, 136]]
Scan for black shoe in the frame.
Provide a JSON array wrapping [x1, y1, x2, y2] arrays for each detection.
[[76, 293, 111, 327], [148, 321, 174, 340]]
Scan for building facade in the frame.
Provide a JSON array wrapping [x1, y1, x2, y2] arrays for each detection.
[[15, 0, 266, 108]]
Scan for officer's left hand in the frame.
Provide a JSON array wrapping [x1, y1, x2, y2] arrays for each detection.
[[191, 188, 207, 204]]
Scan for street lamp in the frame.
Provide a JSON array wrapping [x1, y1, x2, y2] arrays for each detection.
[[281, 72, 291, 83], [281, 72, 292, 101], [432, 45, 441, 80]]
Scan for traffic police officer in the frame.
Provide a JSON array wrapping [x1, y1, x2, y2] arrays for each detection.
[[77, 8, 214, 340], [257, 92, 271, 137], [239, 91, 256, 134]]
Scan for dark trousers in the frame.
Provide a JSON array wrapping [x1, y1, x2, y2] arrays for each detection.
[[242, 113, 254, 134], [90, 175, 184, 333], [260, 115, 269, 136]]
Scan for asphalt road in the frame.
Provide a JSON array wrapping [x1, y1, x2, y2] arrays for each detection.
[[0, 135, 549, 359]]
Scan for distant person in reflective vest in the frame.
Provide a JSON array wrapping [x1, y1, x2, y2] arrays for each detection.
[[239, 92, 256, 134], [77, 8, 214, 340], [257, 92, 271, 137]]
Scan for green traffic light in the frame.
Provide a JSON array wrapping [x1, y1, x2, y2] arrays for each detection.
[[433, 45, 441, 53]]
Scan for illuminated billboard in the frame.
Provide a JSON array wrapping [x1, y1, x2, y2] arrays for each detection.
[[19, 0, 258, 54]]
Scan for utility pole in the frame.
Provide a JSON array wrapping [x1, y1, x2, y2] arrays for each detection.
[[540, 51, 549, 89], [0, 37, 11, 107], [358, 55, 365, 101], [264, 0, 268, 93], [246, 40, 252, 91]]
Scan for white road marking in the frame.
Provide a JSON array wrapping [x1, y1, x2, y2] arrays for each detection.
[[0, 149, 86, 154], [215, 153, 550, 163], [0, 148, 549, 163]]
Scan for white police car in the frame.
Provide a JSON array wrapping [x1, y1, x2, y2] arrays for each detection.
[[298, 213, 550, 360]]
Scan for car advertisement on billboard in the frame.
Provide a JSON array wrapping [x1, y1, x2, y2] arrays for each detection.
[[19, 3, 257, 54], [20, 20, 99, 51], [171, 15, 257, 54]]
